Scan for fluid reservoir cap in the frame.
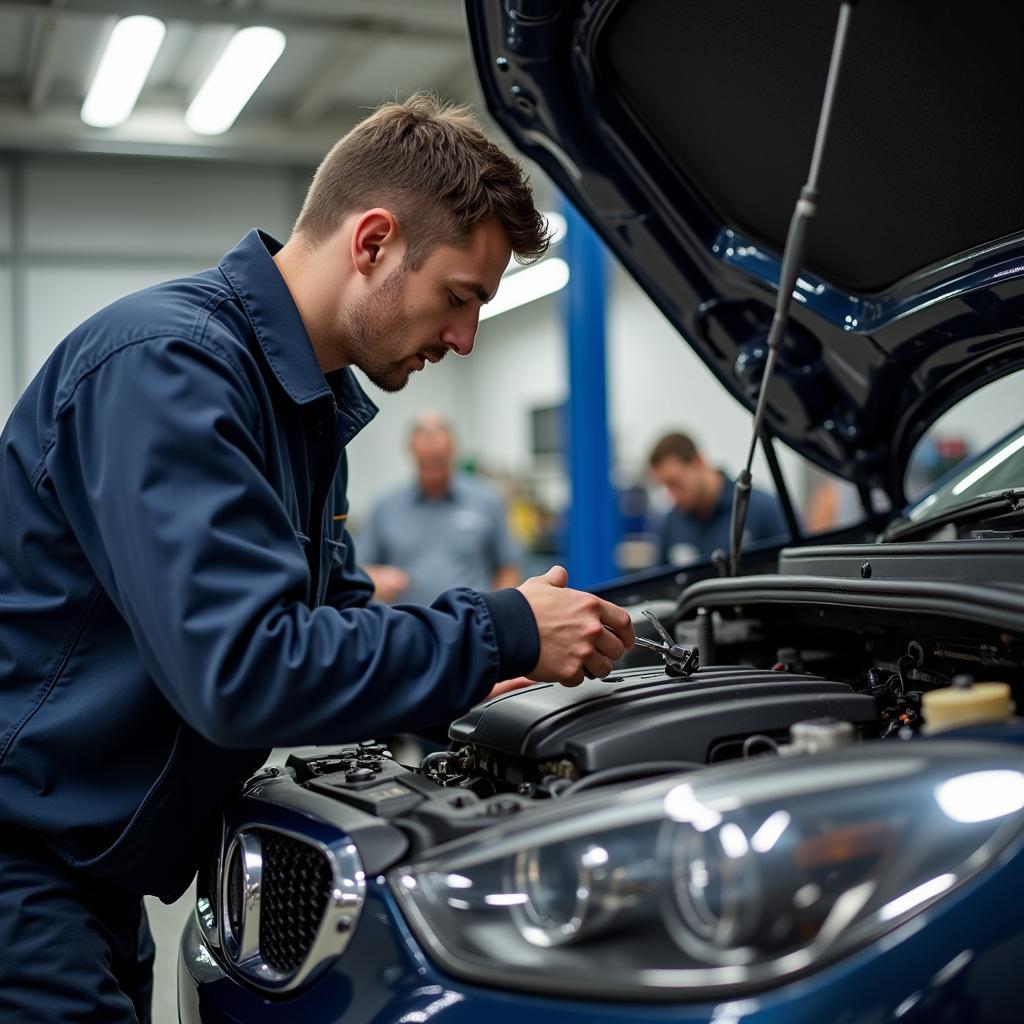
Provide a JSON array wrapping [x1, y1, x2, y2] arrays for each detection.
[[922, 682, 1014, 734]]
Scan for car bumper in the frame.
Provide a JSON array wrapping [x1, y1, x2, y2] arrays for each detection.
[[180, 861, 1024, 1024]]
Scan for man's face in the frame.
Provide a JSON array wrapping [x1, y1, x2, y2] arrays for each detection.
[[652, 456, 704, 513], [343, 216, 511, 393], [412, 430, 454, 494]]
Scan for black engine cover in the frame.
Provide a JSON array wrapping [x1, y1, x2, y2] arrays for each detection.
[[449, 665, 877, 773]]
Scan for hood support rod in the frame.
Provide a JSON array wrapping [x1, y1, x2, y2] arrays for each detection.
[[729, 0, 856, 576]]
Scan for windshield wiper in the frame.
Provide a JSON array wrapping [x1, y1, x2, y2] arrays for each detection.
[[885, 489, 1024, 542]]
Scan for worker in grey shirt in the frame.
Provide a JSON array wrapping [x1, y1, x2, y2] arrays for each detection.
[[359, 413, 521, 604]]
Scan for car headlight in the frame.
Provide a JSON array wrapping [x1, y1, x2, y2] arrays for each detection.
[[390, 742, 1024, 1000]]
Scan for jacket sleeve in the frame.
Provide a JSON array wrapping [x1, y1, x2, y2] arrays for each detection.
[[46, 336, 539, 748]]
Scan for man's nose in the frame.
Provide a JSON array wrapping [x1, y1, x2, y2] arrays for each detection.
[[441, 320, 477, 357]]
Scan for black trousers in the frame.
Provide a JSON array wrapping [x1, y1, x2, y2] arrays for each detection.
[[0, 831, 154, 1023]]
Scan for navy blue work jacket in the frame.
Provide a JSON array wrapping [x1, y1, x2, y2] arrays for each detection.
[[0, 230, 538, 900]]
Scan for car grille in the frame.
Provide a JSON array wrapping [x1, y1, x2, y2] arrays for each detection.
[[226, 842, 244, 938], [258, 829, 334, 973], [206, 808, 366, 993]]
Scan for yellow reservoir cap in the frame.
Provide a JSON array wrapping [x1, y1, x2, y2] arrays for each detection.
[[922, 682, 1014, 735]]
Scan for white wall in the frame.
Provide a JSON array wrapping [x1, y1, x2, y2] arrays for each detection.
[[0, 163, 11, 248], [0, 164, 14, 422], [456, 293, 567, 474], [0, 272, 12, 425], [24, 160, 297, 260]]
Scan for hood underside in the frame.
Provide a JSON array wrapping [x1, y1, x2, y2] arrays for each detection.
[[467, 0, 1024, 506]]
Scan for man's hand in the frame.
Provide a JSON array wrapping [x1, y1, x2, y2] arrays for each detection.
[[365, 564, 410, 603], [517, 565, 635, 686], [484, 675, 535, 700]]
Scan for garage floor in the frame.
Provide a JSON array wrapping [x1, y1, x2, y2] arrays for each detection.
[[146, 884, 195, 1024]]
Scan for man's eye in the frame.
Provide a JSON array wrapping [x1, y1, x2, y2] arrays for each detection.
[[448, 292, 467, 308]]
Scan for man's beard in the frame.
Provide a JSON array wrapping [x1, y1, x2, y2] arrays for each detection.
[[342, 264, 422, 394]]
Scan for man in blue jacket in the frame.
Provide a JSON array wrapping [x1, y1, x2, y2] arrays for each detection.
[[649, 431, 789, 565], [0, 94, 634, 1022]]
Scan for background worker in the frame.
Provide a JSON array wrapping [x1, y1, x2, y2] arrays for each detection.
[[648, 431, 788, 565], [360, 412, 521, 604], [0, 95, 634, 1023]]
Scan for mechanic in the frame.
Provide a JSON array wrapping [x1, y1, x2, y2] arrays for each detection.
[[0, 94, 635, 1023], [359, 411, 521, 605], [649, 431, 788, 565]]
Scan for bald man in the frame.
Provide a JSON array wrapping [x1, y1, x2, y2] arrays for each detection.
[[359, 414, 521, 604]]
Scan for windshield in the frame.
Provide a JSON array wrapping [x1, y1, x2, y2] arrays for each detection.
[[906, 423, 1024, 526]]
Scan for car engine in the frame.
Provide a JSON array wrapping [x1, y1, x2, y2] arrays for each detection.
[[257, 537, 1024, 861]]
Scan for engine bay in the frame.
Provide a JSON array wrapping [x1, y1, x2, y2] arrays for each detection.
[[269, 539, 1024, 859]]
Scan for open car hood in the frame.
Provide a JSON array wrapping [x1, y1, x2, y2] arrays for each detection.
[[466, 0, 1024, 506]]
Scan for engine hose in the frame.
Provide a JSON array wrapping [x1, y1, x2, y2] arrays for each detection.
[[560, 761, 700, 797]]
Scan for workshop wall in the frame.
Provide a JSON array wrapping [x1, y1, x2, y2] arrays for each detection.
[[0, 164, 14, 424]]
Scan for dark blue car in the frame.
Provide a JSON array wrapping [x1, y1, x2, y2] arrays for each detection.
[[179, 1, 1024, 1020]]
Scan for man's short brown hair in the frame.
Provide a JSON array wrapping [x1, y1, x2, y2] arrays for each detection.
[[649, 432, 699, 467], [294, 93, 550, 267]]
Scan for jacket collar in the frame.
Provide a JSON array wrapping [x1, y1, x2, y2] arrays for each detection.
[[218, 229, 378, 437]]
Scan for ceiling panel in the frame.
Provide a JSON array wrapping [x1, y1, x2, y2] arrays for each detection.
[[0, 11, 29, 75], [336, 37, 470, 107], [146, 21, 232, 98], [46, 13, 108, 101], [0, 0, 487, 162]]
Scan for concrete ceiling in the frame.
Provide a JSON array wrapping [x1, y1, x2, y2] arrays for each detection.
[[0, 0, 489, 164]]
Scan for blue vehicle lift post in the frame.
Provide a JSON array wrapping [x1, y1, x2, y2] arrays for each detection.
[[561, 201, 618, 589]]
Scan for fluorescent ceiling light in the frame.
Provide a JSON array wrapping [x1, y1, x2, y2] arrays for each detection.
[[481, 257, 570, 321], [81, 16, 166, 128], [186, 26, 286, 136]]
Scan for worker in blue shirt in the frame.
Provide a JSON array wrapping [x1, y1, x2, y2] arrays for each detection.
[[649, 431, 789, 565], [360, 412, 521, 605], [0, 94, 634, 1023]]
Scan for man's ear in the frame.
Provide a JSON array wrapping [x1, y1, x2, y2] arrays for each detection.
[[351, 208, 401, 277]]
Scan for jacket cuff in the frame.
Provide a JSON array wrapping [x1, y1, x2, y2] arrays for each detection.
[[479, 587, 540, 681]]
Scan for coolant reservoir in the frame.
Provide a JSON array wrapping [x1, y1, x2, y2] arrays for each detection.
[[922, 680, 1014, 734]]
